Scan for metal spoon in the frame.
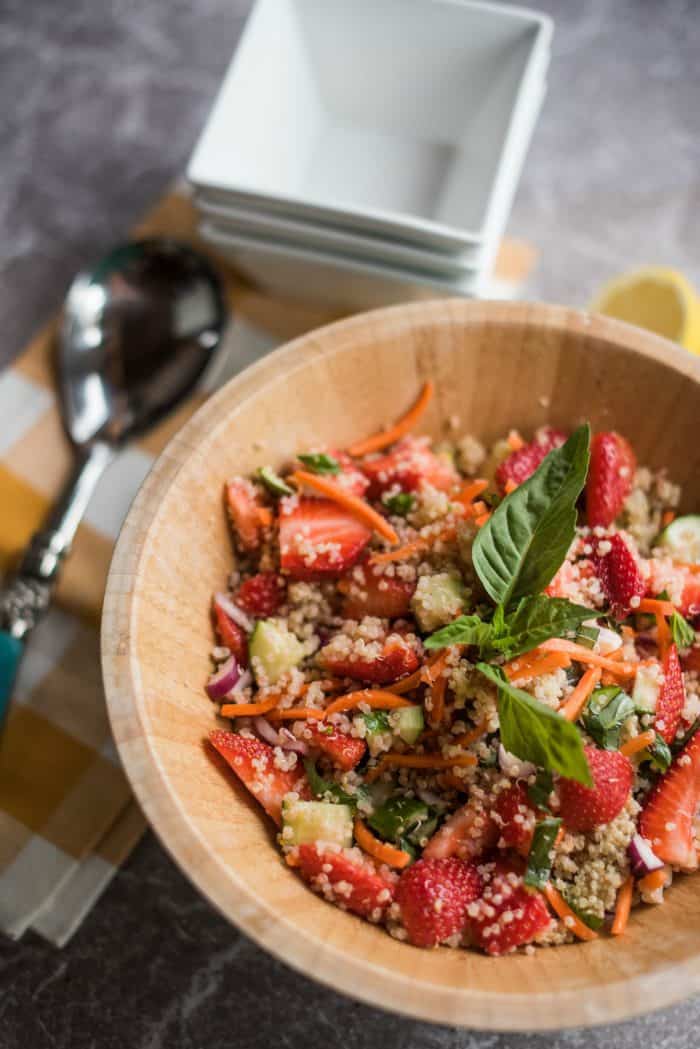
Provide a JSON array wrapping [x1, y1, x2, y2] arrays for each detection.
[[0, 238, 226, 719]]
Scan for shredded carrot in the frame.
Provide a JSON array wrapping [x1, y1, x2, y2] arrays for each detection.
[[559, 666, 602, 721], [454, 719, 488, 747], [290, 470, 399, 545], [662, 509, 676, 527], [469, 500, 488, 518], [438, 772, 471, 791], [428, 673, 447, 728], [620, 730, 656, 757], [384, 650, 447, 694], [454, 479, 488, 508], [347, 381, 434, 457], [639, 866, 668, 893], [507, 430, 524, 451], [323, 689, 416, 717], [540, 638, 638, 677], [504, 651, 571, 682], [370, 521, 457, 564], [474, 511, 491, 528], [354, 818, 411, 869], [677, 561, 700, 573], [611, 874, 634, 936], [220, 694, 282, 718], [256, 506, 273, 528], [621, 625, 637, 642], [638, 597, 675, 617], [266, 707, 326, 720], [366, 752, 477, 783], [420, 648, 451, 686], [542, 883, 598, 942], [656, 612, 672, 660], [504, 479, 518, 494]]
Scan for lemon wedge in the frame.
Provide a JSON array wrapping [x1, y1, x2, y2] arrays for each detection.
[[591, 267, 700, 356]]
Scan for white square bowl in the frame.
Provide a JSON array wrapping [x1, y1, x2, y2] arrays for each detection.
[[187, 0, 552, 250]]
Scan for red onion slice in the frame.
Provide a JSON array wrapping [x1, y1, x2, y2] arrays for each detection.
[[206, 655, 240, 700], [214, 592, 253, 633], [498, 744, 536, 780], [628, 833, 664, 876], [253, 716, 309, 754]]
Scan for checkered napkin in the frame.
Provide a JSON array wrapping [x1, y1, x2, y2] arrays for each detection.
[[0, 190, 534, 945]]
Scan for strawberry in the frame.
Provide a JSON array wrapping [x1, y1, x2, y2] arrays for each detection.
[[557, 746, 633, 832], [423, 796, 499, 861], [209, 731, 309, 826], [360, 436, 457, 499], [338, 559, 415, 619], [296, 844, 396, 918], [640, 729, 700, 869], [493, 783, 538, 855], [225, 477, 266, 552], [593, 533, 646, 619], [330, 450, 371, 497], [680, 576, 700, 621], [305, 722, 367, 770], [586, 432, 636, 528], [319, 634, 421, 685], [495, 427, 567, 492], [655, 643, 686, 744], [212, 600, 249, 667], [682, 644, 700, 674], [470, 863, 551, 956], [236, 573, 286, 618], [279, 497, 371, 580], [395, 857, 482, 947]]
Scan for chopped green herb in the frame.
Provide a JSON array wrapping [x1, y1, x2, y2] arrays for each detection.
[[524, 818, 562, 890], [582, 686, 635, 750], [368, 797, 432, 844], [362, 711, 391, 735], [382, 492, 415, 516], [257, 466, 293, 497], [424, 613, 494, 652], [671, 610, 696, 649], [303, 758, 369, 809], [528, 769, 554, 811], [297, 452, 340, 475], [643, 733, 672, 772]]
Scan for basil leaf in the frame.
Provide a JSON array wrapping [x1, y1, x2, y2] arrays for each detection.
[[297, 452, 340, 475], [368, 797, 431, 843], [473, 425, 590, 606], [476, 663, 591, 784], [582, 686, 635, 750], [528, 769, 554, 811], [524, 817, 562, 890], [490, 595, 594, 660], [643, 733, 672, 772], [671, 611, 696, 649], [257, 466, 293, 497], [303, 758, 369, 809], [382, 492, 415, 516], [424, 614, 494, 651]]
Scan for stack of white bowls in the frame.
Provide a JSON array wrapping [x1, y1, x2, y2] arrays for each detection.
[[188, 0, 552, 311]]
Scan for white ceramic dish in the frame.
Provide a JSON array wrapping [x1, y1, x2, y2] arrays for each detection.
[[188, 0, 552, 250]]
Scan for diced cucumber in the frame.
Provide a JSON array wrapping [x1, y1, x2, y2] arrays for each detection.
[[249, 619, 305, 684], [391, 705, 425, 744], [633, 662, 662, 713], [411, 571, 467, 632], [281, 798, 353, 847], [368, 797, 431, 844], [658, 515, 700, 563]]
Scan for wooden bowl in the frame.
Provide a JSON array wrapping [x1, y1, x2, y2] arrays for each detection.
[[103, 301, 700, 1030]]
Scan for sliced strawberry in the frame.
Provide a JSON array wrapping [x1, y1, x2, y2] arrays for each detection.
[[680, 576, 700, 620], [225, 477, 265, 552], [557, 746, 633, 832], [682, 644, 700, 674], [279, 497, 371, 580], [212, 600, 249, 667], [360, 436, 457, 499], [655, 643, 686, 744], [495, 427, 567, 493], [640, 729, 700, 869], [209, 731, 309, 826], [319, 634, 420, 685], [545, 557, 598, 602], [586, 432, 636, 528], [296, 844, 396, 918], [331, 450, 371, 497], [423, 796, 499, 861], [593, 533, 646, 619], [338, 559, 415, 619], [236, 573, 286, 618], [305, 722, 367, 770], [470, 863, 551, 956], [395, 857, 482, 948], [493, 783, 538, 855]]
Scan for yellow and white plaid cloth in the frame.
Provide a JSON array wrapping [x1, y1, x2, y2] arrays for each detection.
[[0, 190, 534, 945]]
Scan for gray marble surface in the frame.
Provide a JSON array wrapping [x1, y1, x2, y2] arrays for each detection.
[[1, 1, 699, 1046]]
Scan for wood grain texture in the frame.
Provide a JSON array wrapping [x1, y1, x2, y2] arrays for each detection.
[[102, 300, 700, 1031]]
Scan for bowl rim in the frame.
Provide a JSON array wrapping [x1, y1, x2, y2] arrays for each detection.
[[102, 299, 700, 1031]]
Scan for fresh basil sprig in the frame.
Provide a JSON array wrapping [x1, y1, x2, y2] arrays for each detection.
[[528, 769, 554, 810], [476, 663, 591, 784], [671, 610, 696, 649], [524, 817, 562, 890], [642, 733, 672, 772], [303, 758, 369, 809], [581, 686, 635, 750], [473, 425, 590, 606], [297, 452, 340, 475]]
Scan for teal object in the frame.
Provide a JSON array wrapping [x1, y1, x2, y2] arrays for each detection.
[[0, 631, 22, 726]]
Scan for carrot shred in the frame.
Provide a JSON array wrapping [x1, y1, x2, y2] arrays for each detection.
[[266, 707, 326, 720], [454, 479, 489, 508], [474, 511, 491, 528], [220, 694, 282, 718], [384, 650, 447, 694], [638, 597, 675, 616], [662, 509, 676, 527], [507, 430, 525, 452], [453, 719, 488, 747], [611, 874, 634, 936], [256, 506, 273, 528], [323, 690, 416, 717], [347, 381, 434, 457], [370, 521, 457, 564], [559, 666, 602, 721], [504, 479, 518, 494], [290, 470, 399, 544], [366, 752, 477, 783], [620, 730, 656, 757], [420, 648, 451, 686], [639, 866, 668, 893], [542, 883, 598, 941], [540, 638, 638, 677], [504, 651, 571, 682], [428, 673, 447, 728], [354, 817, 411, 869], [656, 611, 672, 660]]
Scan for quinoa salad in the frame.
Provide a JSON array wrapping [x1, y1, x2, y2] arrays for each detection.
[[206, 382, 700, 956]]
